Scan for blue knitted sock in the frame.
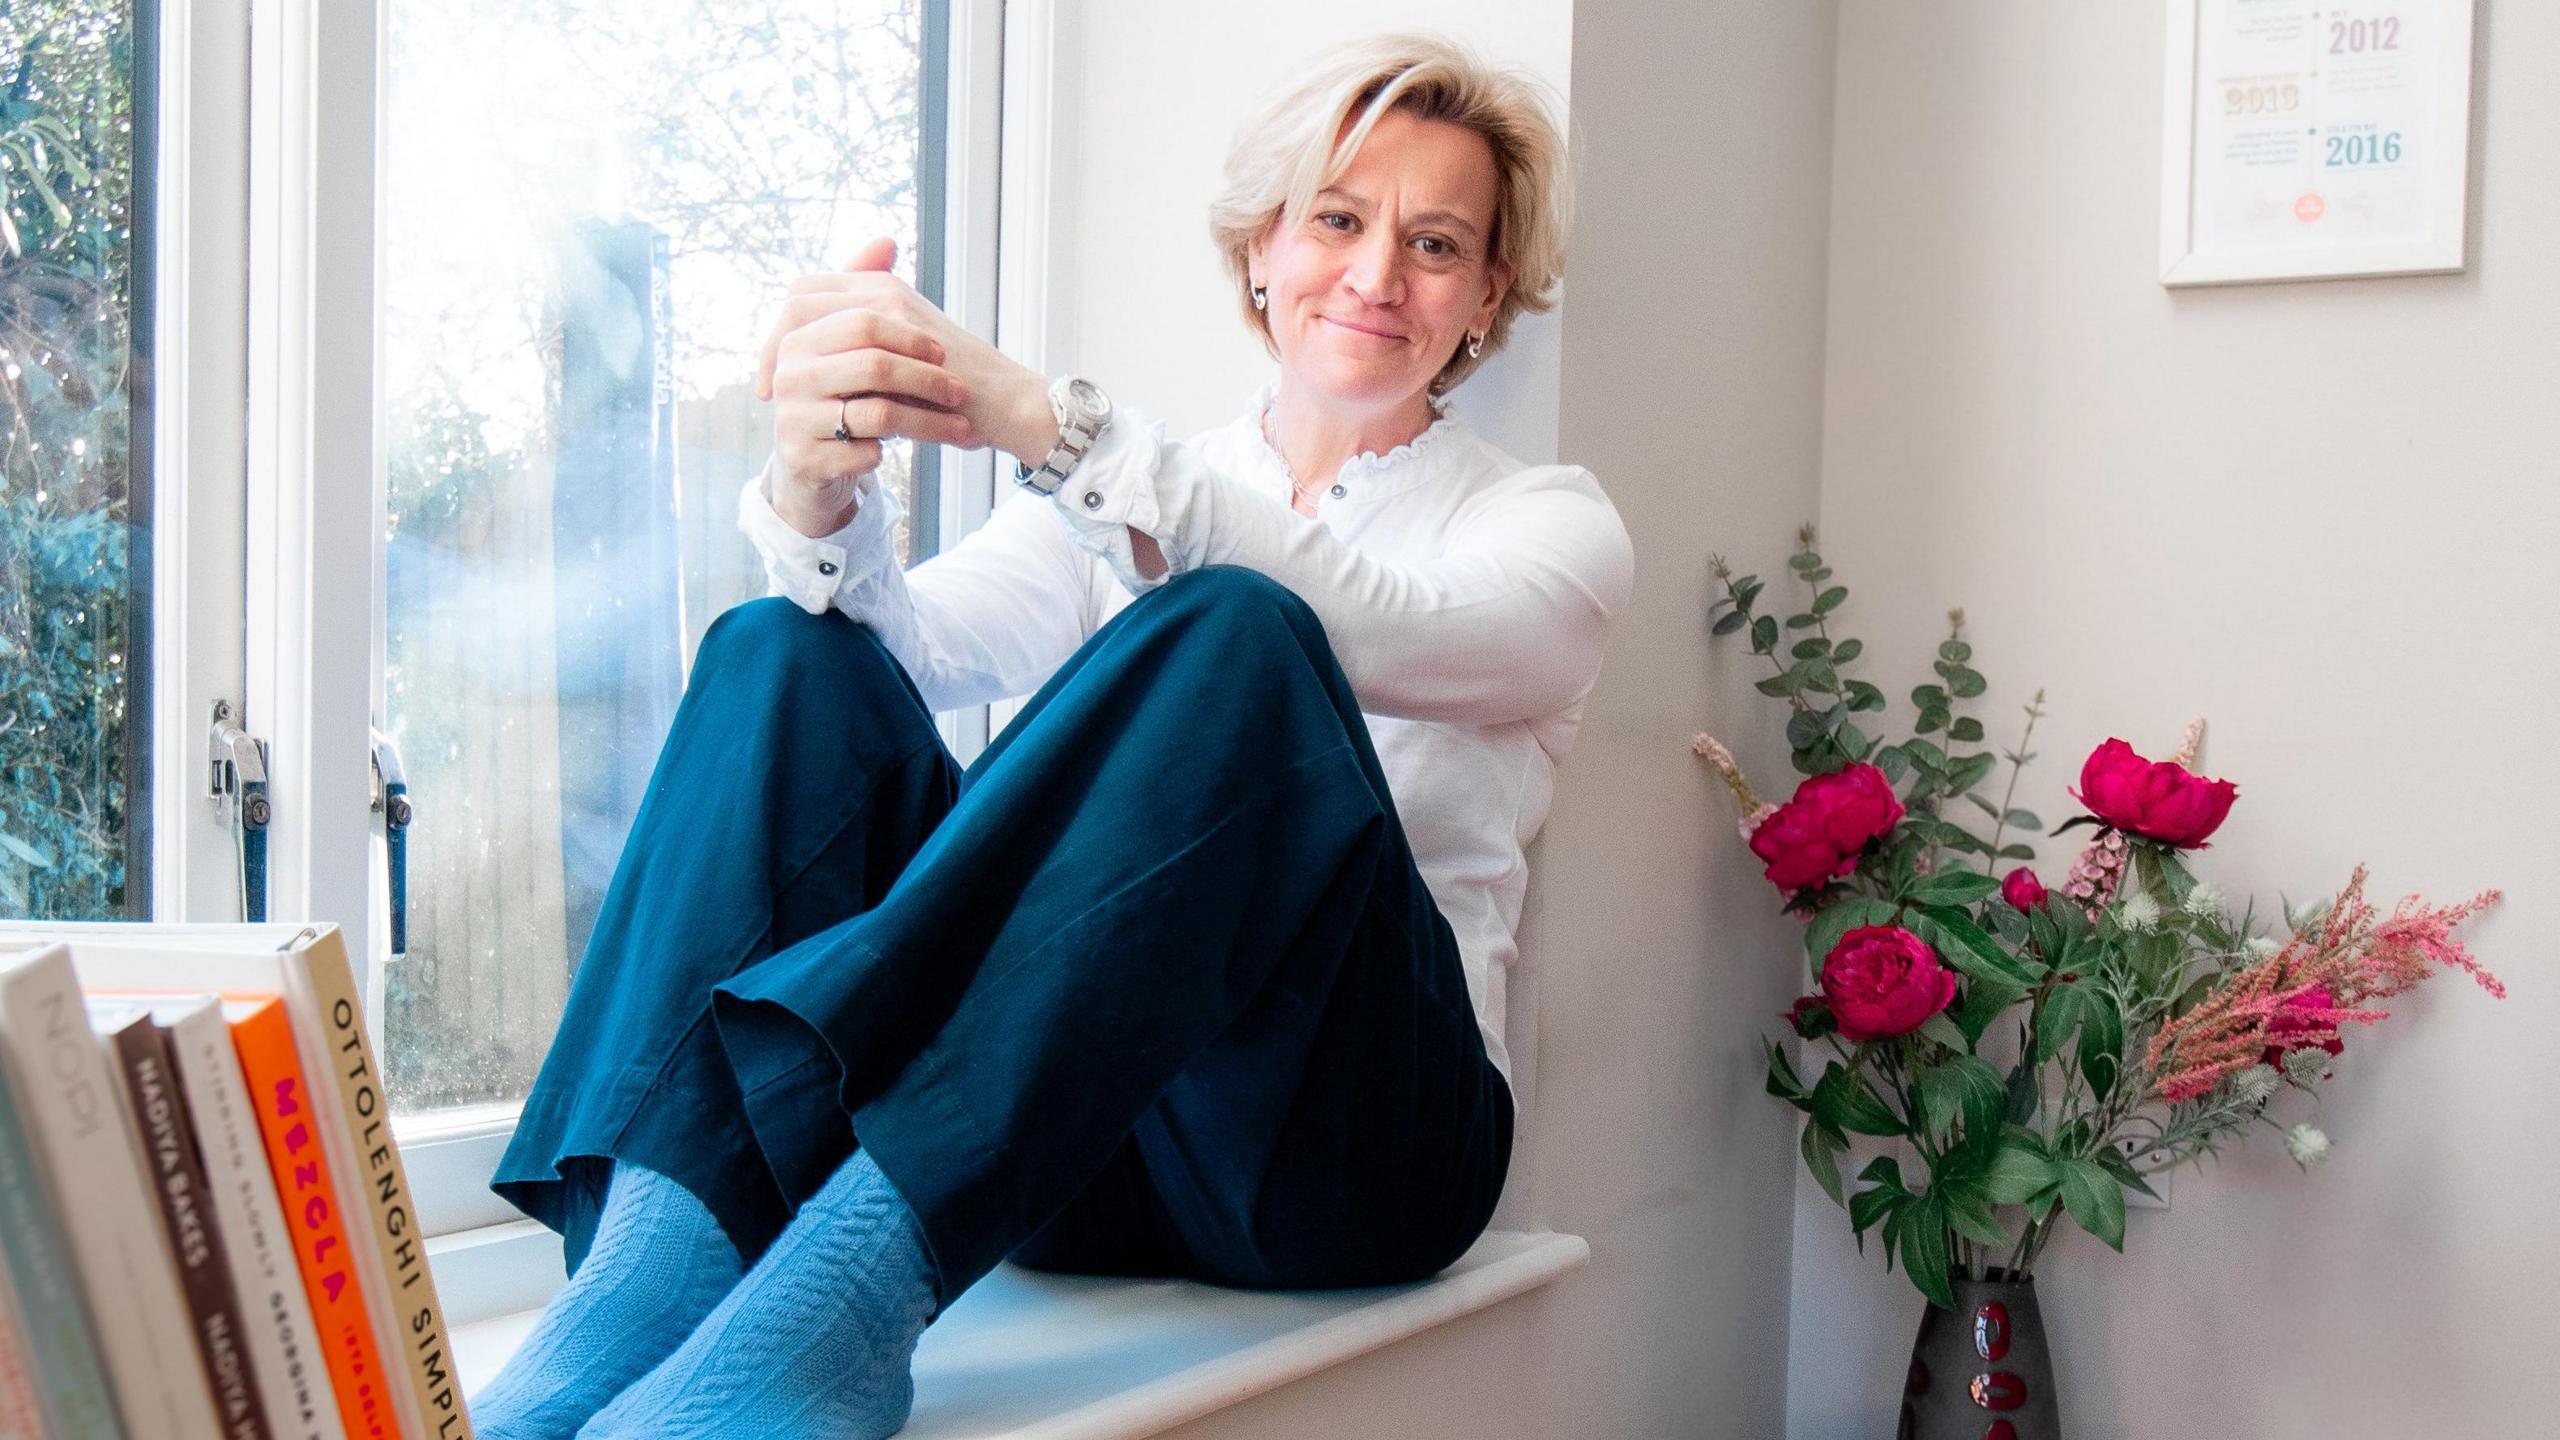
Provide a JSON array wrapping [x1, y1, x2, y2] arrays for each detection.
[[576, 1146, 940, 1440], [469, 1162, 744, 1440]]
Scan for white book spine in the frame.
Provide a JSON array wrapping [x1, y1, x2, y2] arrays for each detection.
[[0, 947, 222, 1436], [164, 999, 350, 1440]]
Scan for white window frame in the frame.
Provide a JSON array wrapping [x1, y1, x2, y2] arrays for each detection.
[[211, 0, 1058, 1317], [152, 0, 258, 925]]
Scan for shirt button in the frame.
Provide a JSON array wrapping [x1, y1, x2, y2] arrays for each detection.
[[1082, 490, 1103, 510], [817, 560, 839, 576], [1329, 483, 1347, 498]]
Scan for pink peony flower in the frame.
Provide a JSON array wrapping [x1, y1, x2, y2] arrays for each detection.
[[1747, 763, 1905, 893], [1820, 925, 1959, 1043], [2000, 866, 2048, 912], [2069, 737, 2239, 849]]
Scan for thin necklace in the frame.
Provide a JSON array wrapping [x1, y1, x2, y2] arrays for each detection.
[[1261, 406, 1325, 513]]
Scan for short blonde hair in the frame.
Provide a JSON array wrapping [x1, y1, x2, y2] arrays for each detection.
[[1208, 32, 1571, 397]]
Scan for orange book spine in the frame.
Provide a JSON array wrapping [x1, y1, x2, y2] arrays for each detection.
[[234, 998, 403, 1440]]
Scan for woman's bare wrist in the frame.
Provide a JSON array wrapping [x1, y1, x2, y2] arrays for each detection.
[[769, 467, 860, 539]]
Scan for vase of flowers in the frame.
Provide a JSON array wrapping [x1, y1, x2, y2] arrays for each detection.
[[1695, 528, 2506, 1440]]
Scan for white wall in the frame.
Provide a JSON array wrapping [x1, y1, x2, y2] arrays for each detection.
[[1787, 2, 2560, 1434], [1050, 1, 1840, 1435]]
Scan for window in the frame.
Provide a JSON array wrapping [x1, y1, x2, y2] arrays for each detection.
[[6, 0, 1029, 1261], [0, 0, 157, 922], [375, 0, 954, 1124]]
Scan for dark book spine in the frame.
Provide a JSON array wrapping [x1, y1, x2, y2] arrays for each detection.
[[110, 1016, 274, 1440]]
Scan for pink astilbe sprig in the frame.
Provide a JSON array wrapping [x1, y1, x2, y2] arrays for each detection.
[[2143, 865, 2505, 1103], [2145, 964, 2385, 1103]]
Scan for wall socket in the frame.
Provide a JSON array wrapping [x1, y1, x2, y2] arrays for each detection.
[[2115, 1136, 2173, 1210]]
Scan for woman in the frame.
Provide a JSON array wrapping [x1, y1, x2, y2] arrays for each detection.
[[473, 31, 1631, 1440]]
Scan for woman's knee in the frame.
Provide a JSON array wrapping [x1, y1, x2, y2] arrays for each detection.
[[1142, 566, 1327, 654], [694, 597, 931, 734]]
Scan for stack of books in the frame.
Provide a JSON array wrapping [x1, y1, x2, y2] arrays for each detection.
[[0, 922, 473, 1439]]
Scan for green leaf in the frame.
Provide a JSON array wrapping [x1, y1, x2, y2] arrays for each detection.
[[2078, 988, 2124, 1101], [1710, 610, 1749, 636], [1979, 1141, 2059, 1205], [1941, 1190, 2011, 1249], [1910, 684, 1948, 711], [1801, 1118, 1848, 1210], [1917, 1010, 1970, 1054], [2004, 808, 2044, 832], [1765, 1038, 1812, 1108], [1938, 639, 1973, 663], [1789, 550, 1823, 573], [2034, 982, 2089, 1065], [1813, 585, 1848, 615], [1736, 577, 1766, 608], [2095, 1142, 2162, 1201], [1948, 716, 1985, 743], [1791, 636, 1832, 660], [0, 830, 55, 869], [1754, 672, 1804, 698], [2000, 1061, 2040, 1129], [1894, 1196, 1958, 1311], [1913, 905, 2039, 987], [1850, 1181, 1905, 1243], [1906, 872, 2000, 908], [1805, 896, 1898, 970], [1813, 1062, 1907, 1138], [1902, 737, 1948, 772], [1784, 612, 1822, 631], [1915, 1056, 2006, 1149], [1873, 746, 1910, 785], [1844, 680, 1886, 712], [1786, 709, 1827, 750], [2056, 1157, 2128, 1252], [1995, 843, 2036, 861], [1858, 1155, 1908, 1191], [1831, 638, 1864, 664], [1945, 752, 1999, 794], [1751, 615, 1778, 652]]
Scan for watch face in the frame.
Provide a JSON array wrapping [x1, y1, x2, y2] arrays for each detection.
[[1063, 378, 1108, 422]]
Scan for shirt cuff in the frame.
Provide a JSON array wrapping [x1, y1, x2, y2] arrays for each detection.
[[736, 459, 904, 614], [1047, 406, 1175, 595]]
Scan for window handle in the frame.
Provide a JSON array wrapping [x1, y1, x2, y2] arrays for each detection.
[[369, 727, 411, 960], [207, 700, 271, 923]]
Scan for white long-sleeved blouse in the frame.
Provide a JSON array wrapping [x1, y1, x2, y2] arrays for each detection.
[[736, 380, 1635, 1086]]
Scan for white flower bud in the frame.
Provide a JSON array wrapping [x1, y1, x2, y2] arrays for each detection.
[[2118, 892, 2163, 931], [2182, 882, 2225, 919], [2244, 936, 2283, 960], [2285, 1123, 2331, 1167]]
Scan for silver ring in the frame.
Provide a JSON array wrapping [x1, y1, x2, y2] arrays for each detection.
[[832, 396, 858, 444]]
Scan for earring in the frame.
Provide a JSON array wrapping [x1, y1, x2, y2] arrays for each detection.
[[1465, 330, 1484, 359], [1251, 285, 1268, 311]]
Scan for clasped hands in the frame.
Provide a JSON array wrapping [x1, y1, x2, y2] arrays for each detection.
[[758, 236, 1062, 538]]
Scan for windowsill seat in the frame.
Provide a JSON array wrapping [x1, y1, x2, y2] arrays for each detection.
[[450, 1228, 1589, 1438]]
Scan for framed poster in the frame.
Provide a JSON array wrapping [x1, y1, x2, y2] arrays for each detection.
[[2159, 0, 2474, 286]]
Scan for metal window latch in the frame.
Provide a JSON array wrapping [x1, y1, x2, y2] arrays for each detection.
[[207, 700, 270, 923], [369, 727, 411, 961]]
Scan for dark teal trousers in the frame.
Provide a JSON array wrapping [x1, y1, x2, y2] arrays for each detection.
[[490, 565, 1514, 1321]]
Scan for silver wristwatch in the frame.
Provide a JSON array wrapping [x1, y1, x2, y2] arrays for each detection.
[[1013, 375, 1113, 496]]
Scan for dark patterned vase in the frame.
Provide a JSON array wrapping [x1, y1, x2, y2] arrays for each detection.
[[1895, 1269, 2060, 1440]]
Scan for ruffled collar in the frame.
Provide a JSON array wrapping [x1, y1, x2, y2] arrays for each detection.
[[1241, 380, 1463, 499]]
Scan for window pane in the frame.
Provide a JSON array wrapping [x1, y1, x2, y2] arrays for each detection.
[[379, 0, 942, 1118], [0, 0, 154, 922]]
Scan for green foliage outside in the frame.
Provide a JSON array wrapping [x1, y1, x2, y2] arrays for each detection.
[[0, 0, 141, 917]]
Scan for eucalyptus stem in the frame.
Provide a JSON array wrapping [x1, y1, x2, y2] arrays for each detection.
[[1985, 688, 2047, 863]]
